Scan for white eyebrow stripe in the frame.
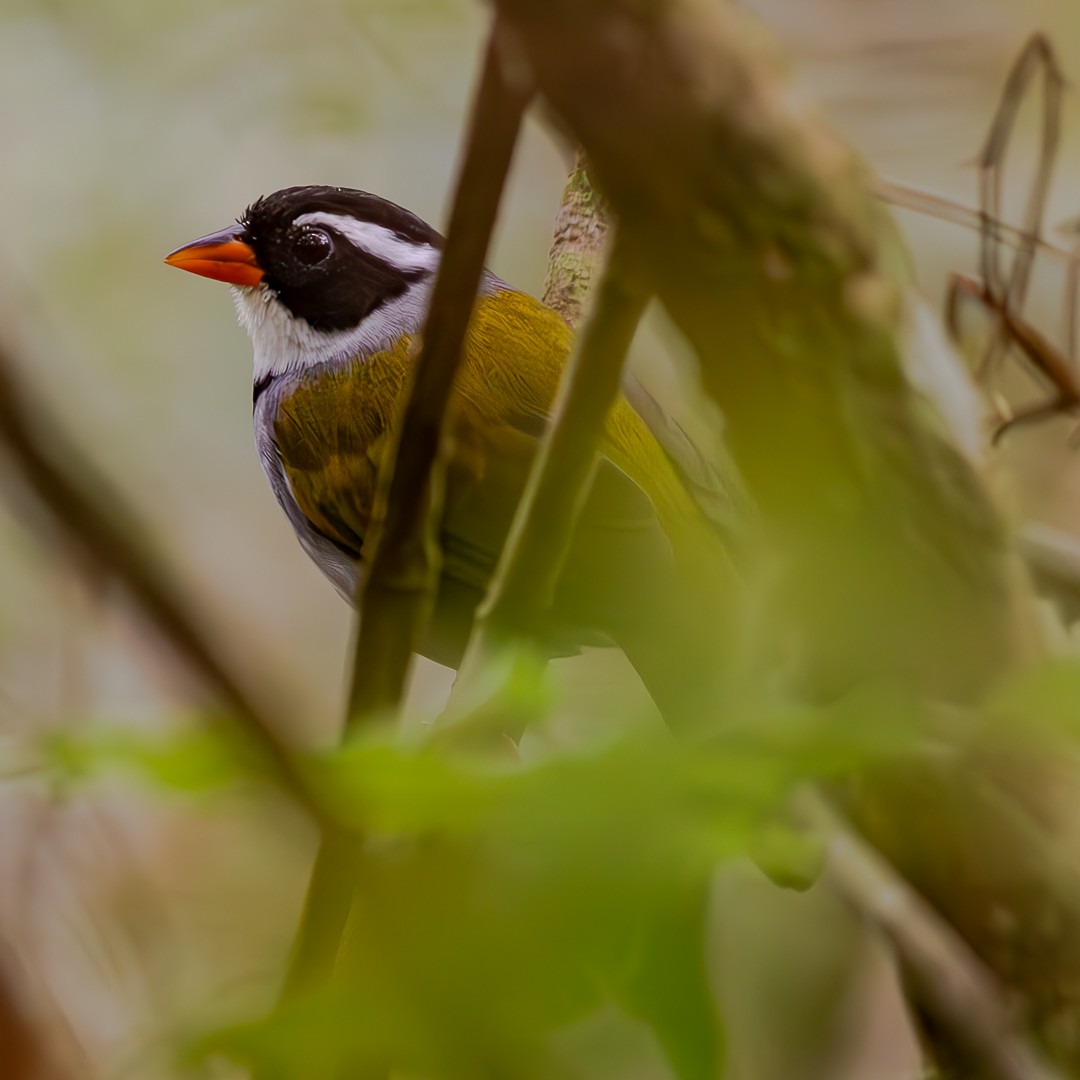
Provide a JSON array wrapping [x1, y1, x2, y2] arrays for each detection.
[[293, 211, 440, 273]]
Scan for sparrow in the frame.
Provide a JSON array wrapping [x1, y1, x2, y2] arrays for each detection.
[[165, 185, 739, 715]]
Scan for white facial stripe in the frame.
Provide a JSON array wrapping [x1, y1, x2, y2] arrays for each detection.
[[232, 268, 506, 382], [293, 211, 439, 273], [231, 277, 433, 381]]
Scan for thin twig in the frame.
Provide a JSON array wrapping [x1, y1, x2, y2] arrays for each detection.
[[933, 37, 1079, 440], [946, 273, 1080, 440], [459, 230, 648, 678], [280, 14, 534, 1003], [977, 35, 1062, 306], [876, 181, 1075, 265], [0, 331, 319, 820], [1061, 228, 1080, 365], [794, 788, 1064, 1080], [344, 16, 534, 727], [976, 36, 1064, 385], [436, 149, 613, 727]]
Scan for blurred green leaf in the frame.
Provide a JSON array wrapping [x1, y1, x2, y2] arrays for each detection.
[[986, 658, 1080, 742], [41, 720, 254, 793], [425, 640, 556, 748], [198, 684, 917, 1079], [42, 685, 923, 1078], [614, 883, 724, 1080], [749, 820, 825, 892]]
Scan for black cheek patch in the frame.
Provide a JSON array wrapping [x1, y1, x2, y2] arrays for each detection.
[[268, 246, 426, 332]]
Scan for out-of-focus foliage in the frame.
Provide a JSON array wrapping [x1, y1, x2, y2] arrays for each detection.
[[44, 676, 925, 1079], [3, 2, 1080, 1080]]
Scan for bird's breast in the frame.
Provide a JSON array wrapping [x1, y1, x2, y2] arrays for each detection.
[[253, 338, 416, 597]]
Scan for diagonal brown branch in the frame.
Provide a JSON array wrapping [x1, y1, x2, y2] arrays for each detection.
[[431, 149, 617, 743], [461, 229, 648, 675], [486, 4, 1077, 1073], [794, 788, 1064, 1080], [973, 35, 1065, 394], [493, 0, 1035, 700], [344, 16, 534, 728], [281, 15, 534, 1005], [876, 180, 1075, 265], [0, 326, 319, 820], [977, 35, 1063, 311]]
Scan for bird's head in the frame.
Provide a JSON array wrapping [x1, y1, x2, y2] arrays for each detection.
[[165, 186, 444, 379]]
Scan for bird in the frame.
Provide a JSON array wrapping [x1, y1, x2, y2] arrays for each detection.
[[164, 185, 742, 722]]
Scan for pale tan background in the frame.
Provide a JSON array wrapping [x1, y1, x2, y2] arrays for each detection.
[[0, 1, 1078, 1076]]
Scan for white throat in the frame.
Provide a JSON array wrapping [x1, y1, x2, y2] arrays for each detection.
[[231, 276, 435, 381]]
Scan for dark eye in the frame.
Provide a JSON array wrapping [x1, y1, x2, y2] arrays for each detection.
[[293, 227, 333, 266]]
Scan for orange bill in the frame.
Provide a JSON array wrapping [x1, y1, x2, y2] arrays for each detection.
[[164, 225, 263, 286]]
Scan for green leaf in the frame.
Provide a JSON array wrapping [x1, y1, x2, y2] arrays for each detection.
[[193, 683, 920, 1078], [749, 820, 825, 892], [613, 880, 724, 1080], [986, 658, 1080, 742], [41, 721, 253, 793], [427, 641, 557, 748]]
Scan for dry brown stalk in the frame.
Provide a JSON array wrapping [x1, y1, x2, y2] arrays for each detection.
[[0, 326, 318, 819], [459, 230, 648, 679], [796, 788, 1064, 1080], [281, 14, 534, 1005]]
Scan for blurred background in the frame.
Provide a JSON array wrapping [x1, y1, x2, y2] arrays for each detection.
[[1, 0, 1080, 1076]]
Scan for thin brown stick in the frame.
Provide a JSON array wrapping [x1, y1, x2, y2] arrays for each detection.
[[947, 273, 1080, 429], [280, 15, 534, 1004], [794, 788, 1064, 1080], [822, 179, 1080, 614], [460, 231, 648, 673], [344, 16, 534, 727], [976, 36, 1064, 384], [434, 150, 613, 732], [0, 330, 319, 820], [977, 34, 1063, 305], [928, 39, 1080, 442], [1061, 229, 1080, 364], [876, 181, 1074, 265]]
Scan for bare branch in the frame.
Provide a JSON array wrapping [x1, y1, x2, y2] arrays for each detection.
[[977, 35, 1063, 310], [945, 273, 1080, 440], [344, 15, 534, 727], [460, 231, 648, 679], [0, 328, 319, 819], [491, 0, 1034, 699], [282, 14, 534, 1005], [877, 180, 1075, 265], [437, 153, 615, 730], [794, 789, 1064, 1080], [973, 36, 1065, 394]]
